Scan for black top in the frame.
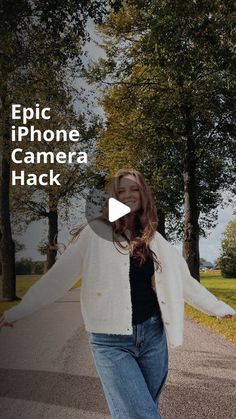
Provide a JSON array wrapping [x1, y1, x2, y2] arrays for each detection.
[[129, 253, 161, 325]]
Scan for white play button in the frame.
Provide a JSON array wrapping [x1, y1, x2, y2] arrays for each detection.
[[108, 198, 131, 222]]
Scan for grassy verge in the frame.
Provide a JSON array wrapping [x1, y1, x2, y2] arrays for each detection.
[[0, 271, 235, 345]]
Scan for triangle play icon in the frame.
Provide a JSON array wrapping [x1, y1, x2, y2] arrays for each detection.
[[108, 198, 131, 222]]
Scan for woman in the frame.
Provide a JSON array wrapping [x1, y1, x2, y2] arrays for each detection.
[[1, 169, 235, 419]]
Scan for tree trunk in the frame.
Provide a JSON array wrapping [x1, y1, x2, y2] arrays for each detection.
[[182, 111, 200, 281], [0, 95, 17, 300], [47, 195, 58, 269], [0, 228, 2, 275]]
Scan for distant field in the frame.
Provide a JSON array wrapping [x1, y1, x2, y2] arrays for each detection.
[[0, 271, 235, 344]]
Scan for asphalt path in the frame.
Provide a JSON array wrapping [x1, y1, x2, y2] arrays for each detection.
[[0, 288, 235, 419]]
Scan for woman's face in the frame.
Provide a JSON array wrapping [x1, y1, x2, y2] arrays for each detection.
[[117, 175, 142, 213]]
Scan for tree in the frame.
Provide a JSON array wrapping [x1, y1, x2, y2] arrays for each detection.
[[220, 220, 236, 278], [86, 0, 235, 279], [15, 258, 33, 275], [214, 257, 221, 270], [10, 84, 99, 269], [91, 83, 184, 239], [0, 0, 109, 300]]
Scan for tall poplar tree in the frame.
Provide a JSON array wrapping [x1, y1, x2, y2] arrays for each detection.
[[0, 0, 107, 300], [87, 0, 235, 279]]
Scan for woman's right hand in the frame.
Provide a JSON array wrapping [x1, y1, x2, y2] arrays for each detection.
[[0, 314, 17, 329]]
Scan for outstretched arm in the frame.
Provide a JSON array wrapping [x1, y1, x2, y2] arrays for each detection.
[[2, 226, 90, 324], [180, 255, 235, 318]]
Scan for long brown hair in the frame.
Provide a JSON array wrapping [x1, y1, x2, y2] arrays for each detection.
[[69, 169, 161, 271]]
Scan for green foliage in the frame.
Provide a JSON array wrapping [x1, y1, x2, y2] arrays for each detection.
[[0, 0, 110, 240], [220, 220, 236, 277], [88, 0, 235, 240], [15, 258, 44, 275]]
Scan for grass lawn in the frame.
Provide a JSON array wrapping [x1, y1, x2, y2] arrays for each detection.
[[0, 271, 235, 345]]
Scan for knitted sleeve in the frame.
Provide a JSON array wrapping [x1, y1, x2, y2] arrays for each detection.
[[3, 225, 90, 322]]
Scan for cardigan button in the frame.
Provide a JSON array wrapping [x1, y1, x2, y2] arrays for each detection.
[[161, 301, 166, 304], [165, 321, 170, 325]]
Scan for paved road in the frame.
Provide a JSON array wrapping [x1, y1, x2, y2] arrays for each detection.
[[0, 289, 235, 419]]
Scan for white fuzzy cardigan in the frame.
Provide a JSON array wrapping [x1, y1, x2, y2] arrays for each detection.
[[4, 222, 235, 349]]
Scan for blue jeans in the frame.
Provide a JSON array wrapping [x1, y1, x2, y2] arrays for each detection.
[[88, 310, 169, 419]]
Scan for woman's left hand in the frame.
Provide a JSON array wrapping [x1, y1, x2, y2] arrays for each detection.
[[219, 314, 235, 319], [0, 314, 17, 329]]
